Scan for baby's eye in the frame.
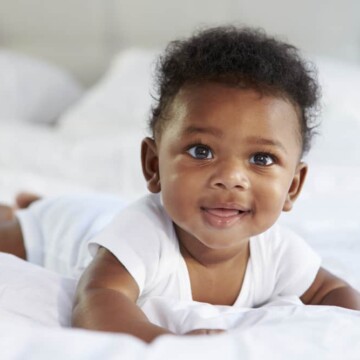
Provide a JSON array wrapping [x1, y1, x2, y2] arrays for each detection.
[[249, 153, 275, 166], [187, 145, 213, 159]]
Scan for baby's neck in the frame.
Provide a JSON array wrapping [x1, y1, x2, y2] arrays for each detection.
[[176, 228, 250, 269], [182, 242, 249, 268], [179, 236, 250, 306]]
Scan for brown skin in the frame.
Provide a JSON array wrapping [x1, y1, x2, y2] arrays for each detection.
[[301, 268, 360, 308], [72, 248, 172, 342], [1, 84, 359, 343], [0, 217, 26, 260], [0, 192, 42, 260], [15, 192, 41, 209]]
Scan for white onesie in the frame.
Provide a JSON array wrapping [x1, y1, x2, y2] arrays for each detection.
[[16, 194, 126, 278], [89, 193, 321, 308]]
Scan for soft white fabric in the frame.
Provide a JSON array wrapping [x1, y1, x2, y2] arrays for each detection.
[[0, 49, 83, 125], [58, 48, 160, 139], [0, 123, 146, 203], [89, 193, 321, 308], [141, 295, 357, 334], [0, 254, 359, 360], [0, 253, 76, 328], [141, 295, 304, 334], [16, 194, 126, 279]]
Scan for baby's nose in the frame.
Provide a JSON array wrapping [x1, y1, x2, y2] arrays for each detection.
[[210, 159, 250, 190]]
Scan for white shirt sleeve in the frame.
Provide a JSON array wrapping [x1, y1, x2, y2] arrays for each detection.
[[271, 225, 322, 297], [88, 194, 176, 295]]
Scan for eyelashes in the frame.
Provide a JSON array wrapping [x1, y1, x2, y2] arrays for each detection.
[[249, 153, 276, 166], [187, 144, 213, 159], [186, 143, 277, 166]]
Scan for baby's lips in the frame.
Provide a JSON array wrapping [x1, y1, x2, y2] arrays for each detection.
[[205, 208, 240, 217]]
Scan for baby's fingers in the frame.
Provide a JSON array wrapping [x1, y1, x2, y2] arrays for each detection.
[[185, 329, 225, 335]]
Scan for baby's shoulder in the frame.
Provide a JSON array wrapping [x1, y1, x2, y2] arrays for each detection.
[[107, 194, 171, 235], [251, 224, 306, 254]]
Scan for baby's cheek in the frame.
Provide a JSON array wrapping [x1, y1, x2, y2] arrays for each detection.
[[161, 183, 188, 221], [254, 184, 288, 218]]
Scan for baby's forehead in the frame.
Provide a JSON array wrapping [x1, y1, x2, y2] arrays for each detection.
[[171, 82, 301, 125]]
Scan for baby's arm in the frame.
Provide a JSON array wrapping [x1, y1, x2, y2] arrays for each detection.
[[300, 267, 360, 310], [72, 247, 172, 343]]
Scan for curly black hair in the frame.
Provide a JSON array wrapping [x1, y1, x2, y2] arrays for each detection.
[[149, 26, 320, 155]]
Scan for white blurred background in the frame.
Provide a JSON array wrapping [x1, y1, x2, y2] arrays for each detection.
[[0, 0, 359, 85]]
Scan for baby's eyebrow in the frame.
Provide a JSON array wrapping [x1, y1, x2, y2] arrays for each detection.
[[245, 136, 288, 154], [183, 127, 288, 153], [183, 125, 223, 138]]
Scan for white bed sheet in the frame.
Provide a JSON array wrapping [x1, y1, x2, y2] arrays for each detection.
[[0, 122, 146, 203], [1, 254, 360, 360], [1, 309, 359, 360]]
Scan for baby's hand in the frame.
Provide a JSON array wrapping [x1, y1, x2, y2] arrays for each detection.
[[184, 328, 225, 336]]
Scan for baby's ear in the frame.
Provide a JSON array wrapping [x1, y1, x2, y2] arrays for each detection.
[[141, 137, 161, 193], [282, 162, 308, 212]]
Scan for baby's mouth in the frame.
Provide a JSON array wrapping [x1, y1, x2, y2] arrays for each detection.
[[200, 206, 250, 228], [205, 208, 243, 217]]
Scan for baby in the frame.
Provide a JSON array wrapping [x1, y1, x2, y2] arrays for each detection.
[[1, 26, 360, 343]]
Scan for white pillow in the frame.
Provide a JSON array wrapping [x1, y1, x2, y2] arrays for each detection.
[[58, 48, 160, 138], [0, 253, 76, 327], [0, 49, 83, 125]]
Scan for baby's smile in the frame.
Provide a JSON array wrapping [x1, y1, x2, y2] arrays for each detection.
[[200, 205, 251, 229]]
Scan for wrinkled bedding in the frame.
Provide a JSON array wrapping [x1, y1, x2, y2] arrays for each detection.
[[1, 254, 360, 360]]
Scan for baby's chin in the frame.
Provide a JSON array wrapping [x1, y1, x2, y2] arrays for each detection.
[[182, 228, 251, 251]]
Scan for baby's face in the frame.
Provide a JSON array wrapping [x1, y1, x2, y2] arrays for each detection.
[[149, 83, 306, 251]]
